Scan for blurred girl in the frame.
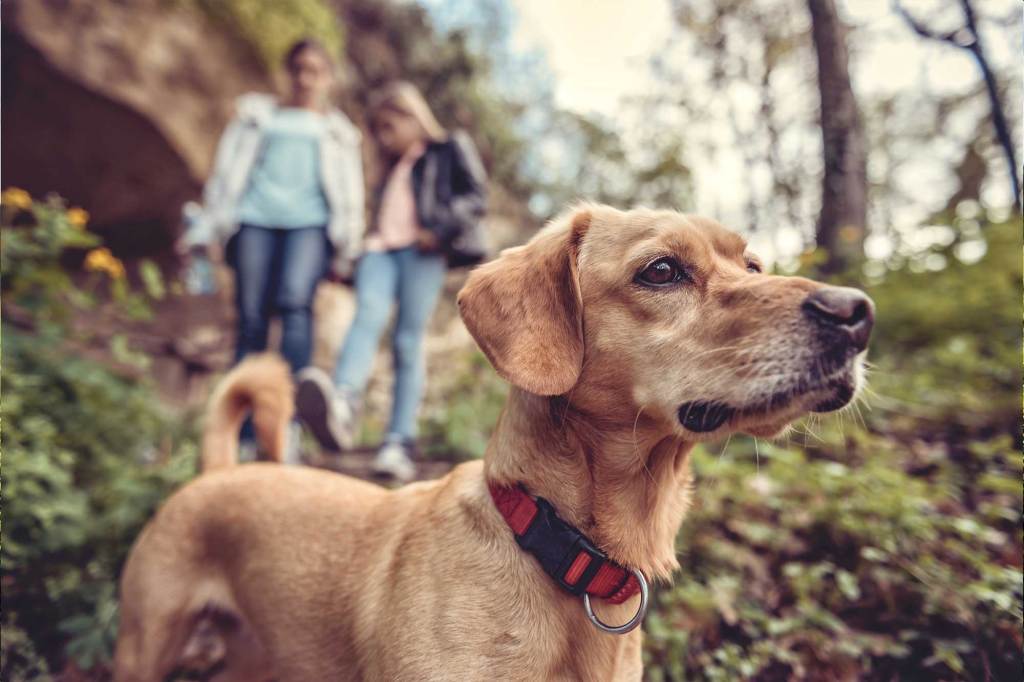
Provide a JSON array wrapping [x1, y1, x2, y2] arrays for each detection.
[[296, 81, 487, 481], [180, 39, 365, 462]]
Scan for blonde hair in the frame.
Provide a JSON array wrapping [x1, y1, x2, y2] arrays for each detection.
[[368, 81, 446, 144]]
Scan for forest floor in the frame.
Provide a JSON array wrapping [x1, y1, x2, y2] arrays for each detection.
[[305, 446, 456, 483]]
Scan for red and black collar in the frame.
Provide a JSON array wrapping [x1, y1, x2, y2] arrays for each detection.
[[488, 483, 641, 605]]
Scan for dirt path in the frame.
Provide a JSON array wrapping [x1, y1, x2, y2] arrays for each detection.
[[304, 446, 457, 484]]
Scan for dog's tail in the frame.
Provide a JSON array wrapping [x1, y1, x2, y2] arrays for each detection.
[[200, 353, 294, 471]]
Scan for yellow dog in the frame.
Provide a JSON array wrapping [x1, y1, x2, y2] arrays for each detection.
[[114, 205, 874, 681]]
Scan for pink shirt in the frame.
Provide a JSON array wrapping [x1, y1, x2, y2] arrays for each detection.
[[364, 142, 426, 252]]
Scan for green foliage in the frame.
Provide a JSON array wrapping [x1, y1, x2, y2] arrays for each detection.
[[644, 428, 1020, 680], [1, 192, 198, 673], [421, 350, 509, 460], [1, 195, 99, 331], [1, 194, 162, 342], [865, 218, 1021, 429], [0, 615, 50, 682], [184, 0, 344, 70]]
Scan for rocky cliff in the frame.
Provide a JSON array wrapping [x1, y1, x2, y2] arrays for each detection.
[[2, 0, 275, 255]]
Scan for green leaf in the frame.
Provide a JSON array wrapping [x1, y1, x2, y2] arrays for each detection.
[[138, 259, 166, 300]]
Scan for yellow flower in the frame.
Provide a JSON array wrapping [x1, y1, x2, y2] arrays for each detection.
[[1, 187, 32, 210], [67, 207, 89, 229], [84, 247, 126, 279]]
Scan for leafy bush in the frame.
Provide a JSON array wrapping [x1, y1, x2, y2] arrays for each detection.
[[1, 191, 198, 675], [644, 428, 1020, 681], [420, 349, 509, 461], [865, 217, 1021, 430], [0, 615, 50, 682]]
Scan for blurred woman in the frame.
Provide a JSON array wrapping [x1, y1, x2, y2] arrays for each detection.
[[180, 39, 365, 462], [296, 81, 487, 482]]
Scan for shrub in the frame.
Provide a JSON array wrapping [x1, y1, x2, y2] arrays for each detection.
[[1, 191, 198, 673], [420, 349, 508, 461]]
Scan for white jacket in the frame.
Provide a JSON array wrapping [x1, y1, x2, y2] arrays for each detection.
[[184, 93, 365, 269]]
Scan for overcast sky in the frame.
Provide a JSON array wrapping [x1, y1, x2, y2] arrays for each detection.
[[508, 0, 674, 117]]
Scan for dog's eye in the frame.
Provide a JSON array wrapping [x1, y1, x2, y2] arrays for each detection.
[[746, 260, 762, 274], [637, 258, 685, 287]]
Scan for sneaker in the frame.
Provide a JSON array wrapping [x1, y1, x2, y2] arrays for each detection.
[[295, 367, 355, 452], [372, 438, 417, 483], [283, 421, 303, 466], [238, 440, 259, 464]]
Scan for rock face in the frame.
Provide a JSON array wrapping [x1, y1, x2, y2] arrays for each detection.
[[2, 0, 271, 256]]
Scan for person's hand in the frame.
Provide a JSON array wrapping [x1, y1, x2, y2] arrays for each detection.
[[325, 269, 348, 285], [416, 229, 439, 252], [175, 238, 211, 259], [174, 236, 194, 257], [328, 257, 357, 286]]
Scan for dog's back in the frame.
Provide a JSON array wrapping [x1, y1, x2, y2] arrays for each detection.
[[201, 354, 294, 471], [113, 459, 457, 681]]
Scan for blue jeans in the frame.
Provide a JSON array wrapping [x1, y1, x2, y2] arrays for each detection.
[[233, 223, 330, 373], [333, 247, 446, 440]]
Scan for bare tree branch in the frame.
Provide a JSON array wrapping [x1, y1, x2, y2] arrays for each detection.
[[893, 1, 958, 43], [893, 0, 1022, 211]]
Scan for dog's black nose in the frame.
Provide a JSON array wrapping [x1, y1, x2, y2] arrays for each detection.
[[802, 286, 875, 351]]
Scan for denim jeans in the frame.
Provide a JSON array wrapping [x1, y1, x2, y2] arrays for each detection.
[[232, 223, 330, 373], [333, 247, 447, 440]]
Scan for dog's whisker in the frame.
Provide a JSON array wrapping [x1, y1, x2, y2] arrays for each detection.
[[799, 415, 824, 444], [849, 399, 867, 430], [698, 433, 733, 496], [631, 405, 656, 484]]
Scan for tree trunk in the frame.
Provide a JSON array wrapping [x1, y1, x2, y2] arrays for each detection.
[[807, 0, 867, 274]]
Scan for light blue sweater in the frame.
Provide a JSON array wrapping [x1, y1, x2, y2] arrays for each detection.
[[237, 107, 331, 229]]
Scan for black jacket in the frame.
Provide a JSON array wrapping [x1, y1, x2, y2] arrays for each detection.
[[410, 130, 489, 267]]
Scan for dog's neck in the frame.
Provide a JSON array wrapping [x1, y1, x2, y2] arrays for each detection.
[[483, 388, 693, 582]]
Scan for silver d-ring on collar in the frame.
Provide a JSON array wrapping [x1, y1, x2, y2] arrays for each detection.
[[582, 567, 649, 635]]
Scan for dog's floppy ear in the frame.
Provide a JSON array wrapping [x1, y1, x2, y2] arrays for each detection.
[[458, 208, 591, 396]]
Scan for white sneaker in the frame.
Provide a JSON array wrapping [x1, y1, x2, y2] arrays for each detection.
[[238, 440, 259, 463], [295, 367, 355, 452], [283, 421, 303, 466], [372, 439, 417, 483]]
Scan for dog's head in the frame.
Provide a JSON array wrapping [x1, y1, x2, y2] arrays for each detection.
[[458, 205, 874, 440]]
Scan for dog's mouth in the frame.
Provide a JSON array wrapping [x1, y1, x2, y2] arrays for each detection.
[[677, 363, 860, 434], [677, 401, 734, 433]]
